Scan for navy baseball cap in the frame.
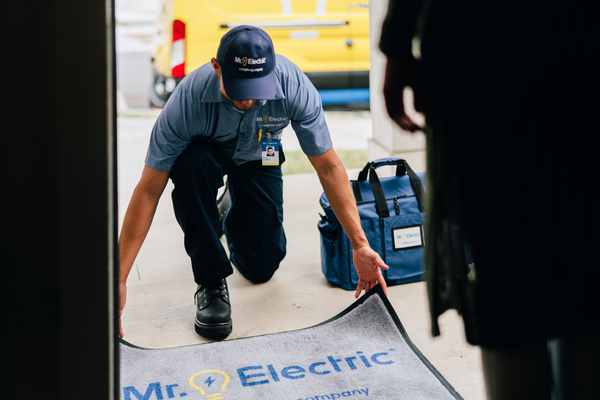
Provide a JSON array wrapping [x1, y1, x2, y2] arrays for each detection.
[[216, 25, 277, 100]]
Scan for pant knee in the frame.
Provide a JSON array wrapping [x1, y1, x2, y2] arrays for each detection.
[[246, 269, 277, 284], [230, 252, 281, 283]]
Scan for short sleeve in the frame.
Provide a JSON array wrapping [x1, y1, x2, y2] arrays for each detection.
[[144, 77, 203, 172], [278, 56, 332, 156]]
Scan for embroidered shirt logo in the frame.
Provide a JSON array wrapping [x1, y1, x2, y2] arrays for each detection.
[[258, 116, 289, 124]]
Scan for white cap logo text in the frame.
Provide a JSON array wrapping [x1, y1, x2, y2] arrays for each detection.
[[235, 57, 266, 67]]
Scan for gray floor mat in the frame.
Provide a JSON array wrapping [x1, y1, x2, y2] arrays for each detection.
[[120, 285, 462, 399]]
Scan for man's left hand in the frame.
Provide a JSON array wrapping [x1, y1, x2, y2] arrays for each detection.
[[353, 246, 389, 298]]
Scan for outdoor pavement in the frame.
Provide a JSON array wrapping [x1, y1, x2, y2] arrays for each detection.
[[117, 109, 486, 400]]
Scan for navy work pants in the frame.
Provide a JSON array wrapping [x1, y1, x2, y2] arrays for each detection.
[[169, 138, 286, 285]]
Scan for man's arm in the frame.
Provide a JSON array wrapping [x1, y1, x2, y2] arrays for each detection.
[[118, 165, 170, 337], [308, 148, 389, 298]]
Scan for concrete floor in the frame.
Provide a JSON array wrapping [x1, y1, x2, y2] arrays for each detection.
[[117, 111, 486, 400]]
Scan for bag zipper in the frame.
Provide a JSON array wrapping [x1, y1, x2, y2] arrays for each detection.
[[356, 194, 412, 206], [393, 197, 401, 215], [356, 194, 412, 215]]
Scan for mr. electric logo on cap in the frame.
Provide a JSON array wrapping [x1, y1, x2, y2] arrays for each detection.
[[234, 56, 267, 66]]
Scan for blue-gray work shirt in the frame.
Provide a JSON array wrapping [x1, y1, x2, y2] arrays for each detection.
[[145, 55, 332, 172]]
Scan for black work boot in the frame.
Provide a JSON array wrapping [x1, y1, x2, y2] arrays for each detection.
[[194, 279, 232, 338]]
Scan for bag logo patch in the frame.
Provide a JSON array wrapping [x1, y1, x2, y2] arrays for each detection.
[[392, 225, 424, 251]]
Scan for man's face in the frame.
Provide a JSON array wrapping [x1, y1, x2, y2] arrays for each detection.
[[212, 58, 257, 111], [267, 147, 274, 155]]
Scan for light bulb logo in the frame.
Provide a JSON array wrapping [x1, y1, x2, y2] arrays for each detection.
[[189, 370, 230, 400]]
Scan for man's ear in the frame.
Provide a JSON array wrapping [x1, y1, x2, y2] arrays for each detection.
[[211, 58, 220, 76]]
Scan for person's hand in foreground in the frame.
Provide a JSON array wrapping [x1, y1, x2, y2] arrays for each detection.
[[382, 59, 424, 132], [353, 246, 389, 298]]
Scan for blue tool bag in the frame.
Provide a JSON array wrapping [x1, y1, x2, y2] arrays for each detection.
[[318, 158, 427, 290]]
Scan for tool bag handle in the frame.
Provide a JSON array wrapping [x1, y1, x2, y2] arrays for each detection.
[[356, 158, 406, 181], [351, 158, 426, 218]]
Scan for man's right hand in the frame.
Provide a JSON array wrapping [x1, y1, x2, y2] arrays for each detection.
[[119, 282, 127, 338]]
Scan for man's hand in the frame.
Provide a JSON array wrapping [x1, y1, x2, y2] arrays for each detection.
[[119, 282, 127, 338], [353, 246, 389, 298]]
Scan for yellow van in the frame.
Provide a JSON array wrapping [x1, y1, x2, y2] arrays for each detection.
[[150, 0, 370, 108]]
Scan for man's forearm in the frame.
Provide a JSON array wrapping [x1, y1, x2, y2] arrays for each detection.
[[118, 188, 161, 283], [310, 149, 369, 250], [118, 166, 169, 284]]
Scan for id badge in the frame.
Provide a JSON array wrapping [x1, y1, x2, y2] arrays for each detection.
[[262, 138, 279, 166]]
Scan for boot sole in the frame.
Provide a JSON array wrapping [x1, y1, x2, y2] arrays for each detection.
[[194, 318, 233, 338]]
